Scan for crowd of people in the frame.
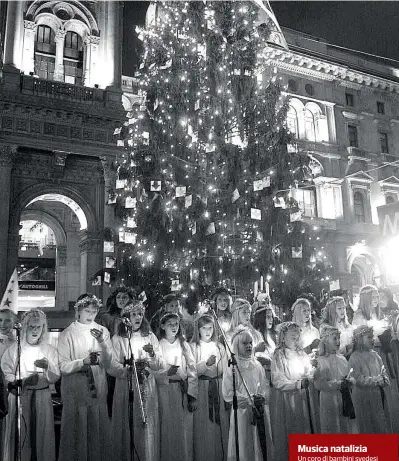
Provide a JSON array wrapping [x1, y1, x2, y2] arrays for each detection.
[[0, 283, 398, 461]]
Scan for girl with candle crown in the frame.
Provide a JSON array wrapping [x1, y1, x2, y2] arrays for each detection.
[[1, 308, 59, 461], [108, 299, 163, 461], [348, 325, 392, 433], [190, 313, 229, 461], [291, 297, 320, 352], [314, 325, 357, 433], [320, 296, 354, 357], [226, 299, 263, 351], [156, 312, 198, 461], [222, 325, 272, 461], [270, 321, 316, 460], [252, 300, 279, 376], [57, 294, 113, 461]]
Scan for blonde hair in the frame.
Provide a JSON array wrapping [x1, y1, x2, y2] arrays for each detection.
[[21, 309, 48, 345], [358, 285, 381, 321], [322, 296, 349, 327], [231, 326, 254, 359], [291, 298, 312, 327], [318, 325, 340, 356], [276, 321, 301, 351], [229, 298, 252, 330]]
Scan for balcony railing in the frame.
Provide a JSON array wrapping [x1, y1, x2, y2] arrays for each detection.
[[347, 146, 367, 158], [20, 75, 105, 104]]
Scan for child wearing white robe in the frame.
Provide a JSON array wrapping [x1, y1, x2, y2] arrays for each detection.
[[57, 294, 113, 461], [222, 326, 271, 461], [271, 322, 315, 460], [1, 309, 59, 461], [314, 325, 357, 433], [108, 300, 163, 461], [0, 308, 16, 457], [190, 314, 229, 461], [349, 325, 392, 433], [156, 312, 198, 461]]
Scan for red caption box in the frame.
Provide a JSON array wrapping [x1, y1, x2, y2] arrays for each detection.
[[289, 434, 398, 461]]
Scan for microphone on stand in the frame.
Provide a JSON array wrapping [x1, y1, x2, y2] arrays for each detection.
[[13, 323, 22, 331], [121, 317, 133, 329]]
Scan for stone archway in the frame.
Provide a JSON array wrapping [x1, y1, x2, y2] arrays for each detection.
[[347, 242, 381, 294], [2, 152, 105, 310]]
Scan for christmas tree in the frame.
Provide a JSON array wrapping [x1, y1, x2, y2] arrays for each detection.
[[111, 1, 331, 315]]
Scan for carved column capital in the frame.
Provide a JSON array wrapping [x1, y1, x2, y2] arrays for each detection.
[[79, 231, 101, 253], [55, 29, 67, 43], [100, 156, 116, 182], [0, 145, 17, 167], [84, 35, 100, 47], [24, 20, 37, 33], [57, 245, 67, 266]]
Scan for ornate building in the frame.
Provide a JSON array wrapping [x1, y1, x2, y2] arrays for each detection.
[[265, 27, 399, 298], [0, 0, 130, 324], [1, 1, 399, 324]]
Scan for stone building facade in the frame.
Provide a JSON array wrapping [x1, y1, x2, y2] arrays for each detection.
[[0, 0, 130, 324], [1, 1, 399, 324], [266, 28, 399, 298]]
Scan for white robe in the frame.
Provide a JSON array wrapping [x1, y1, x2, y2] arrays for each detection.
[[191, 340, 229, 461], [349, 350, 392, 433], [108, 331, 163, 461], [314, 354, 357, 433], [156, 338, 198, 461], [222, 357, 270, 461], [1, 342, 60, 461], [0, 334, 14, 456], [271, 348, 316, 460], [57, 321, 112, 461]]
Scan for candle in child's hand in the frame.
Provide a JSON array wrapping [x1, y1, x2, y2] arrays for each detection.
[[174, 356, 178, 366]]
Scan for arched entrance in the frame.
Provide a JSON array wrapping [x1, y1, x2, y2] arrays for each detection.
[[9, 184, 103, 312], [347, 241, 381, 300]]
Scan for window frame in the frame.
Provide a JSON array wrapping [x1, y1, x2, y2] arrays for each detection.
[[348, 124, 359, 148], [353, 191, 366, 223], [345, 93, 354, 107]]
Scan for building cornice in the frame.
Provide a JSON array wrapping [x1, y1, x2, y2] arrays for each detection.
[[262, 47, 399, 94]]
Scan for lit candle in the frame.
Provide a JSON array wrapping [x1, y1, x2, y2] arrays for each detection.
[[260, 276, 264, 292], [265, 281, 270, 298], [254, 281, 259, 300]]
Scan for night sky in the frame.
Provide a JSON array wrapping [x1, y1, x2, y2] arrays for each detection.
[[122, 1, 399, 76]]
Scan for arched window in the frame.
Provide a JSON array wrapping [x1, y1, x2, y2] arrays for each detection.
[[34, 25, 56, 80], [287, 105, 299, 138], [354, 192, 366, 223], [64, 31, 83, 85], [305, 108, 316, 142]]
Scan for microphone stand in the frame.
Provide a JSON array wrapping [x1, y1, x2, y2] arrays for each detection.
[[123, 324, 147, 461], [13, 325, 22, 461], [209, 307, 261, 461], [124, 327, 135, 461]]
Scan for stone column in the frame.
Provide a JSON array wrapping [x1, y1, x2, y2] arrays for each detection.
[[22, 20, 37, 75], [53, 30, 66, 82], [105, 1, 122, 89], [0, 145, 16, 295], [100, 157, 117, 302], [56, 245, 68, 310], [79, 231, 102, 298], [6, 226, 21, 293], [83, 35, 100, 87], [3, 1, 24, 69]]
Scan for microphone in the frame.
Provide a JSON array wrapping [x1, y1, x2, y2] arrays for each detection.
[[121, 317, 133, 329], [13, 323, 22, 330]]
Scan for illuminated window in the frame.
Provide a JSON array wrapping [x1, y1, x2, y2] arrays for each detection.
[[287, 105, 299, 138], [292, 188, 317, 218], [354, 192, 365, 223]]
